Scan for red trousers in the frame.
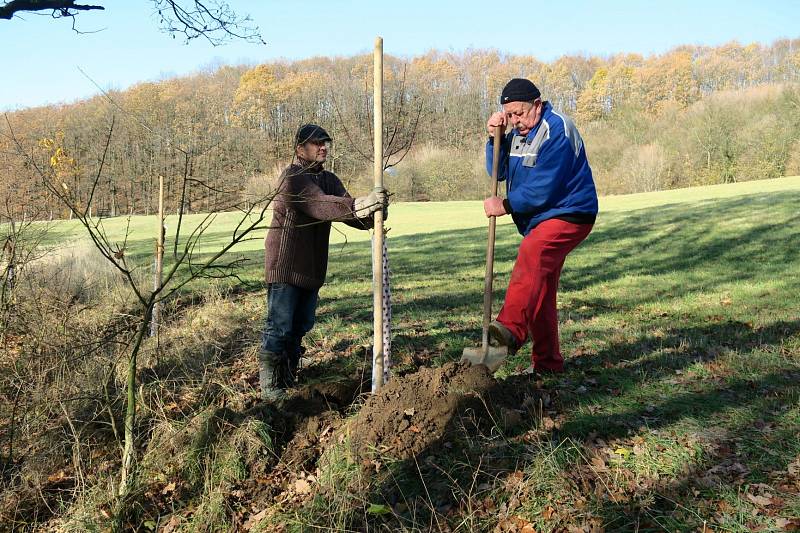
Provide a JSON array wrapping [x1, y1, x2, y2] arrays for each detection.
[[496, 218, 593, 372]]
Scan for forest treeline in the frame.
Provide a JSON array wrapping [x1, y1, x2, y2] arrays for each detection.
[[3, 38, 800, 219]]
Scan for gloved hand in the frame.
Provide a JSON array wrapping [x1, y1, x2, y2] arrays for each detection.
[[354, 187, 389, 218]]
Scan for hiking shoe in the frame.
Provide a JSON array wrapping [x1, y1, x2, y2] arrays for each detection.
[[488, 320, 519, 355]]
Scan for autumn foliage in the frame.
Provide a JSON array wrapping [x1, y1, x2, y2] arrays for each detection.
[[3, 39, 800, 218]]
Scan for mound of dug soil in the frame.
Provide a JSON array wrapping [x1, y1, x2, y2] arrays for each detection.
[[347, 361, 532, 460]]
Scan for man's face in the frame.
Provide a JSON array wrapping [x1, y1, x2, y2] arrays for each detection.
[[296, 139, 330, 163], [502, 99, 543, 136]]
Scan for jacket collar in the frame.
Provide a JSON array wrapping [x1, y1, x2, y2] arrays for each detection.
[[294, 159, 324, 173]]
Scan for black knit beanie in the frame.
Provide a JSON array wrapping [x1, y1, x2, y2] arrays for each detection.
[[500, 78, 541, 104]]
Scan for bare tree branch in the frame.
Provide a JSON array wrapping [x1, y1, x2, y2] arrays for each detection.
[[0, 0, 104, 20], [1, 1, 264, 45], [154, 0, 265, 45], [331, 61, 425, 172]]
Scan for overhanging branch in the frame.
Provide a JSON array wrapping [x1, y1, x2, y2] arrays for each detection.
[[0, 0, 104, 20], [1, 0, 264, 46]]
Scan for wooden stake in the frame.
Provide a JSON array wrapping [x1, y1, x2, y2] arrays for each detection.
[[151, 175, 165, 338], [372, 37, 385, 391]]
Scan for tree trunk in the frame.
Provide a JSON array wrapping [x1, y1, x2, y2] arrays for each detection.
[[110, 183, 117, 218], [118, 303, 153, 497]]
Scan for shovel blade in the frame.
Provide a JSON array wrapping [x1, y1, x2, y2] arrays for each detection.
[[460, 345, 508, 372]]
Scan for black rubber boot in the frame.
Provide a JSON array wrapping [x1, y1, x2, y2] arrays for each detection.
[[283, 345, 306, 388], [258, 351, 286, 402]]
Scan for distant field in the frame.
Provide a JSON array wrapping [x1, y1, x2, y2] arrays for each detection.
[[32, 174, 800, 252]]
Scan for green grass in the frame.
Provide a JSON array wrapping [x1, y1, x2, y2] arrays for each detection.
[[309, 176, 799, 531], [31, 176, 800, 531]]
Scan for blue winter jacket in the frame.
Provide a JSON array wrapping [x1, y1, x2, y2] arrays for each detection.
[[486, 101, 598, 236]]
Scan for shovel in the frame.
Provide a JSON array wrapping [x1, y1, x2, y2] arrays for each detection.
[[461, 124, 508, 372]]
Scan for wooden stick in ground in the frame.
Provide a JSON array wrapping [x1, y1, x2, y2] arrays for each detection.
[[481, 124, 504, 358], [151, 175, 165, 338], [372, 36, 385, 391]]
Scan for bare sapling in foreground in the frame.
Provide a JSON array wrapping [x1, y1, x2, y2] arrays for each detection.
[[5, 112, 280, 515]]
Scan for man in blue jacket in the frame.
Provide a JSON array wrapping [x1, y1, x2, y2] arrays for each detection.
[[484, 78, 598, 373]]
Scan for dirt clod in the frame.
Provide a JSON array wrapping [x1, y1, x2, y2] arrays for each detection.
[[347, 361, 530, 460]]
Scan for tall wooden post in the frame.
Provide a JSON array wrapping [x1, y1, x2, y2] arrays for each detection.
[[151, 175, 165, 338], [372, 37, 385, 391]]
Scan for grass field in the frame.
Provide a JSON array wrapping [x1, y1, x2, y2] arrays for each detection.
[[306, 176, 800, 530], [6, 177, 800, 531]]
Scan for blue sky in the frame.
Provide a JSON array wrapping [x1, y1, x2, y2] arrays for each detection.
[[1, 0, 798, 110]]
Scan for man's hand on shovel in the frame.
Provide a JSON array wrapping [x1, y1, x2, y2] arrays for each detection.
[[483, 197, 507, 217], [487, 111, 507, 136]]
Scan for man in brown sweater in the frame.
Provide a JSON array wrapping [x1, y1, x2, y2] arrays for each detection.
[[260, 124, 387, 401]]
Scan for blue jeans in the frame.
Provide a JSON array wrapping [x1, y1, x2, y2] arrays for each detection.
[[261, 283, 319, 360]]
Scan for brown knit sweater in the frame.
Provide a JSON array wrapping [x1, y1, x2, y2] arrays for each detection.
[[265, 162, 373, 290]]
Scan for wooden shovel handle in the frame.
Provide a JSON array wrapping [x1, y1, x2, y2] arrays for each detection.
[[481, 124, 504, 354]]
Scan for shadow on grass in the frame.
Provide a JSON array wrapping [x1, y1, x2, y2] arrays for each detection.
[[321, 193, 800, 323], [111, 191, 800, 343]]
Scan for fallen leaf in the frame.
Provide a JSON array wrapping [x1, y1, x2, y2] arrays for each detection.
[[243, 508, 268, 530], [746, 493, 773, 507], [498, 515, 530, 531], [161, 481, 176, 495], [294, 478, 311, 494], [776, 518, 800, 531], [541, 505, 556, 519], [47, 470, 68, 483], [590, 456, 608, 471], [408, 425, 421, 433], [614, 447, 631, 457], [160, 515, 181, 533]]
